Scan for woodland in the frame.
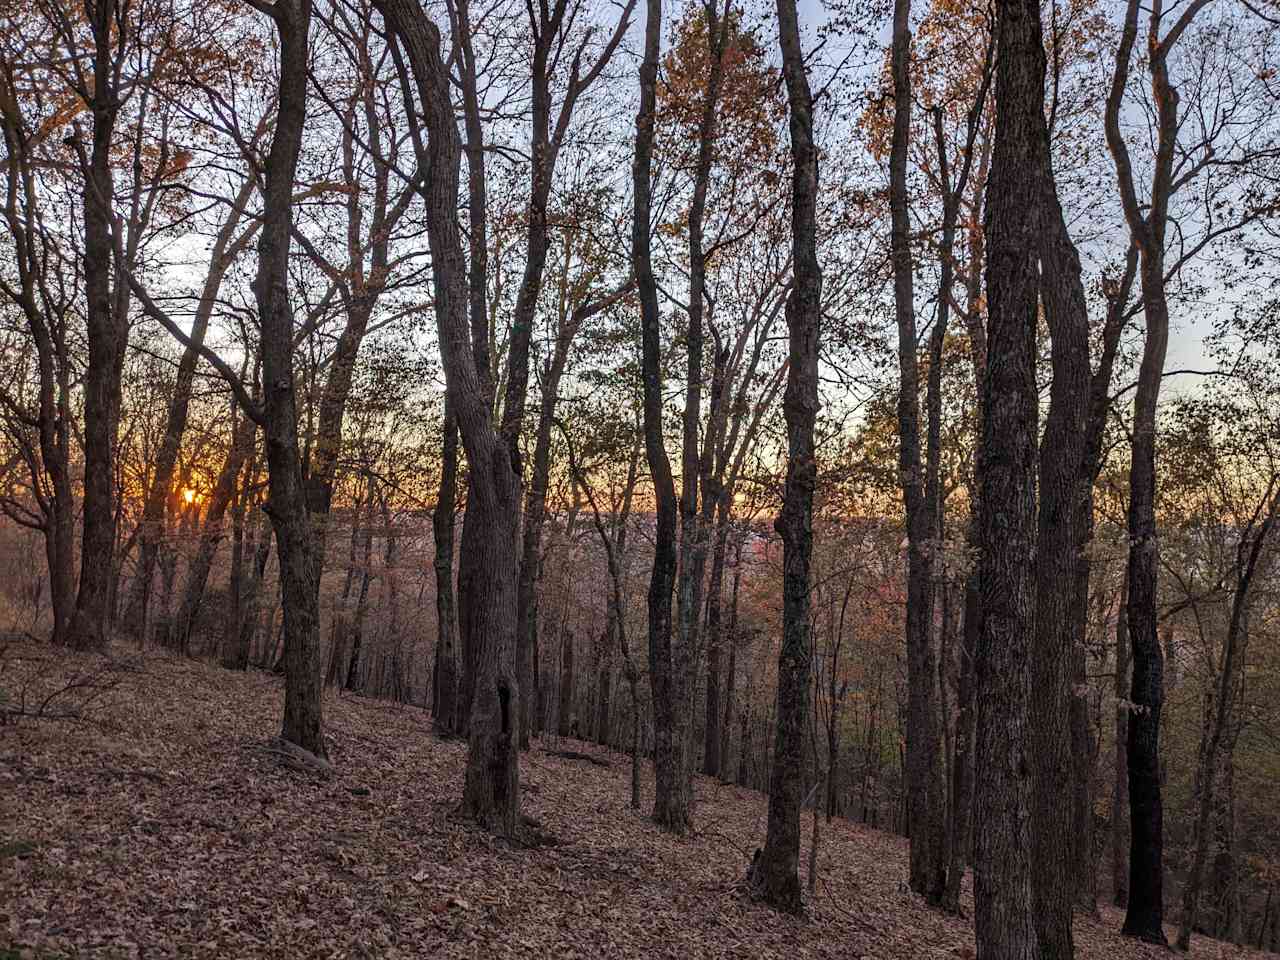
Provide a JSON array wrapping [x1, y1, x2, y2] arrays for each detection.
[[1, 0, 1279, 954]]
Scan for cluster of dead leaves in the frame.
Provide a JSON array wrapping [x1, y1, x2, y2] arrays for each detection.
[[1, 644, 1272, 959]]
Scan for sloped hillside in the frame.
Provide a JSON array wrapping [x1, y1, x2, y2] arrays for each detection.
[[1, 645, 1270, 959]]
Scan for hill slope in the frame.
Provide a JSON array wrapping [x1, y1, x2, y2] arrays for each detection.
[[1, 645, 1270, 959]]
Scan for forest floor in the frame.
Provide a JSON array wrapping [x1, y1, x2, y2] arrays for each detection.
[[1, 642, 1273, 960]]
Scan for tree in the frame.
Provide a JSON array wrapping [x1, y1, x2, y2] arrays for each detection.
[[753, 0, 819, 914], [1169, 374, 1280, 949], [0, 37, 78, 646], [971, 0, 1043, 951], [887, 0, 947, 903], [631, 0, 689, 835], [243, 0, 326, 760], [375, 0, 521, 836], [505, 0, 634, 749]]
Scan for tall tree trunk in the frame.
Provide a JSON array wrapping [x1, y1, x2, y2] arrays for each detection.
[[1104, 0, 1195, 937], [972, 0, 1043, 951], [888, 0, 947, 903], [1120, 264, 1170, 945], [943, 581, 977, 913], [67, 0, 127, 651], [378, 0, 521, 835], [246, 0, 326, 759], [755, 0, 819, 914], [631, 0, 687, 835], [1032, 70, 1094, 960], [668, 0, 728, 826]]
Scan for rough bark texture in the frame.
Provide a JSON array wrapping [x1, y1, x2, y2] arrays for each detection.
[[888, 0, 947, 903], [973, 0, 1043, 952], [756, 0, 819, 915], [377, 0, 521, 836], [250, 0, 326, 761], [1032, 51, 1094, 960], [67, 0, 127, 651], [631, 0, 687, 835]]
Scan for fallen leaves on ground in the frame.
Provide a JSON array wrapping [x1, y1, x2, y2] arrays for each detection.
[[1, 644, 1270, 959]]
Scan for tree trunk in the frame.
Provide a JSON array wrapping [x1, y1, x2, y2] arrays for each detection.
[[243, 0, 326, 760], [175, 406, 257, 649], [1111, 573, 1130, 907], [378, 0, 521, 835], [972, 0, 1043, 951], [888, 0, 947, 903], [558, 630, 575, 738], [1121, 266, 1169, 944], [631, 0, 688, 836], [432, 402, 459, 732], [756, 0, 819, 914], [718, 529, 746, 784], [943, 579, 977, 913], [67, 0, 127, 652], [1032, 68, 1094, 960]]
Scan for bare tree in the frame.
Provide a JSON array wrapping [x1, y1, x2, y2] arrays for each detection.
[[754, 0, 819, 914], [375, 0, 521, 836], [972, 0, 1043, 950]]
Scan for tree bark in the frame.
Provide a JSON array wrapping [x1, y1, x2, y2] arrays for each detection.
[[432, 402, 459, 733], [972, 0, 1043, 951], [888, 0, 947, 903], [631, 0, 688, 835], [1110, 572, 1130, 908], [250, 0, 326, 760], [377, 0, 521, 835], [67, 0, 128, 651], [1032, 64, 1094, 960], [756, 0, 819, 914]]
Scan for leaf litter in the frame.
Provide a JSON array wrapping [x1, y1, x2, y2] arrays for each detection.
[[1, 644, 1272, 959]]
